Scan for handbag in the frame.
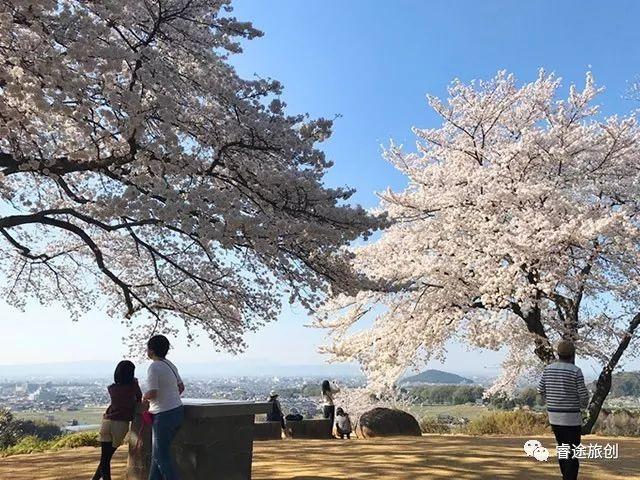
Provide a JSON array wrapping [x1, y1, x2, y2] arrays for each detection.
[[135, 360, 180, 453], [134, 411, 154, 454], [142, 410, 154, 425]]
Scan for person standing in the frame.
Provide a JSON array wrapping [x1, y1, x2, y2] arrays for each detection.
[[321, 380, 340, 426], [266, 390, 285, 429], [537, 340, 590, 480], [142, 335, 185, 480], [93, 360, 142, 480]]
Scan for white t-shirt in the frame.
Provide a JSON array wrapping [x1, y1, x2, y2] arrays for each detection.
[[146, 359, 183, 414], [322, 386, 340, 406], [336, 414, 352, 432]]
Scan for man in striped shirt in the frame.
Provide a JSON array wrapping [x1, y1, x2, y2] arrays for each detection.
[[537, 340, 590, 480]]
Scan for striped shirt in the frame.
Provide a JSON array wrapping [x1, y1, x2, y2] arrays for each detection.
[[537, 361, 589, 426]]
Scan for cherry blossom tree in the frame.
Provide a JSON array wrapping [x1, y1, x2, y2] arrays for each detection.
[[0, 1, 379, 351], [317, 71, 640, 433], [628, 76, 640, 101]]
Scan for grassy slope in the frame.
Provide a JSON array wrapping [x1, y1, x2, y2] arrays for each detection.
[[11, 404, 486, 429], [408, 403, 487, 420], [14, 407, 104, 427]]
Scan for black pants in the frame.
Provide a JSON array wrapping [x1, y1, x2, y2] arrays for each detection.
[[551, 424, 581, 480], [336, 426, 351, 439], [323, 405, 335, 425], [92, 442, 117, 480]]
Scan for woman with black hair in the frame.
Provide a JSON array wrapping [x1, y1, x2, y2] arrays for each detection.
[[321, 380, 340, 426], [93, 360, 142, 480]]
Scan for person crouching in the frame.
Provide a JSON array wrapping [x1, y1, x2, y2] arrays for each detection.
[[335, 407, 352, 439]]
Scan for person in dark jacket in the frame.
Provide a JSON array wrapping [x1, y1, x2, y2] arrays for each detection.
[[538, 340, 590, 480], [285, 407, 303, 422], [93, 360, 142, 480], [266, 390, 285, 429]]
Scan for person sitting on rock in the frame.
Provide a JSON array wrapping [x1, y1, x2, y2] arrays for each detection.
[[285, 407, 303, 422], [335, 407, 352, 439], [266, 390, 285, 429]]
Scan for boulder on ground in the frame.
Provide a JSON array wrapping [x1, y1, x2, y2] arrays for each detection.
[[356, 407, 421, 438]]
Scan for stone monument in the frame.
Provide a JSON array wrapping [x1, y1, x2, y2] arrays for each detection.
[[127, 399, 271, 480]]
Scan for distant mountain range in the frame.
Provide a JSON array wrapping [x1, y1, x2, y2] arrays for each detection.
[[0, 361, 497, 384], [0, 360, 364, 380], [591, 371, 640, 398], [401, 369, 475, 385]]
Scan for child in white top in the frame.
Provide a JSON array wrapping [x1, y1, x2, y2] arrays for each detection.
[[335, 407, 352, 439]]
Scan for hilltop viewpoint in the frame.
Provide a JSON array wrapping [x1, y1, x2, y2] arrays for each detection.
[[1, 435, 640, 479]]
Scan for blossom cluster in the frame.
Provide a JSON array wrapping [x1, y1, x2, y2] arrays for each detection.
[[317, 71, 640, 394], [0, 1, 379, 350]]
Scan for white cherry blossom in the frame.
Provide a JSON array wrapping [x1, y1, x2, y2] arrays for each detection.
[[317, 71, 640, 433], [0, 1, 379, 352]]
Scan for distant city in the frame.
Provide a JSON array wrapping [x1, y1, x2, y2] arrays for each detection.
[[0, 361, 498, 430], [0, 373, 365, 428], [0, 360, 366, 379], [1, 366, 638, 434]]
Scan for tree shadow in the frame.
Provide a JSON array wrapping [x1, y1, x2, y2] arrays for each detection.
[[290, 477, 341, 480], [2, 436, 639, 480]]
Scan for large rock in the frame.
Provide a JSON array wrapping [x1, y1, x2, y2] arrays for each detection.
[[356, 407, 421, 438]]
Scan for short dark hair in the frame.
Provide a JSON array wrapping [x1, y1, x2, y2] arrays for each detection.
[[147, 335, 170, 358], [557, 340, 576, 361], [114, 360, 135, 385], [558, 351, 574, 361]]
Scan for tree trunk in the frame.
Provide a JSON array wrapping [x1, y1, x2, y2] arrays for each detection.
[[523, 306, 556, 364], [582, 312, 640, 435]]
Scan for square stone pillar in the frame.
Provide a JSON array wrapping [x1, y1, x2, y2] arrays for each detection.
[[127, 400, 271, 480]]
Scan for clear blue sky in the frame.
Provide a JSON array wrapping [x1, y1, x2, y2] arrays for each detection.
[[2, 0, 640, 376]]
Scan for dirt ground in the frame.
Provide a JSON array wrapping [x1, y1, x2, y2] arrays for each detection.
[[0, 434, 638, 479]]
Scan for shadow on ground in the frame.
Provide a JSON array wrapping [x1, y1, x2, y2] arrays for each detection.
[[0, 434, 638, 479], [290, 477, 340, 479], [252, 435, 640, 480]]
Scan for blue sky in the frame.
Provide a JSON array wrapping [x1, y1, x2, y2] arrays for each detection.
[[2, 0, 640, 376]]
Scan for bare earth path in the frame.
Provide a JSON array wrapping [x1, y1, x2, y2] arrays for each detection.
[[0, 435, 638, 479]]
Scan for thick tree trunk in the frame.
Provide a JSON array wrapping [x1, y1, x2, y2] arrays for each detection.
[[582, 312, 640, 435], [523, 306, 556, 364]]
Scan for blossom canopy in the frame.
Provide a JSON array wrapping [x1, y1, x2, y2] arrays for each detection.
[[0, 0, 379, 349], [318, 71, 640, 406]]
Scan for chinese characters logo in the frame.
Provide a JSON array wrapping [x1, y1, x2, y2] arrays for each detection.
[[524, 440, 619, 461]]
